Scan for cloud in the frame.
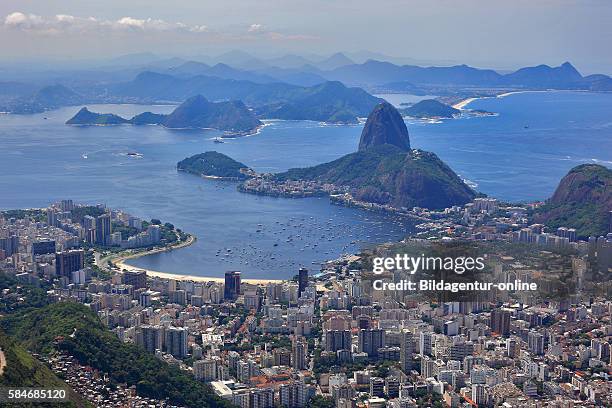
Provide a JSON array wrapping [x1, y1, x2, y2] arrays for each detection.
[[2, 11, 315, 42], [3, 11, 207, 34], [5, 12, 43, 29], [244, 23, 319, 41], [248, 23, 264, 33]]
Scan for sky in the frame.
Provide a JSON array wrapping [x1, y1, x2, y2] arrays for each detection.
[[1, 0, 611, 73]]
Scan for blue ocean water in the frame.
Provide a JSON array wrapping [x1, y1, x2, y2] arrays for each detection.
[[0, 91, 610, 278]]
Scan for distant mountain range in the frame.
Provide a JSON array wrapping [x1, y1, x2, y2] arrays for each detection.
[[325, 60, 612, 91], [166, 61, 279, 84], [109, 73, 381, 123], [535, 164, 612, 238], [67, 95, 262, 134], [2, 57, 612, 120]]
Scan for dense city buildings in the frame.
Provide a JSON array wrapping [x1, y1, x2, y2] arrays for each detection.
[[0, 198, 611, 407]]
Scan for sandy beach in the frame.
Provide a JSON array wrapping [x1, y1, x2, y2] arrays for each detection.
[[452, 97, 479, 110], [111, 234, 283, 284], [453, 90, 549, 110]]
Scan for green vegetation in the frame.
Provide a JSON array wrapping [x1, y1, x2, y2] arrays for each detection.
[[0, 330, 90, 408], [306, 395, 335, 408], [0, 208, 46, 222], [535, 164, 611, 238], [69, 206, 105, 224], [111, 221, 140, 240], [312, 348, 369, 379], [415, 391, 444, 408], [178, 151, 251, 180], [275, 145, 476, 209], [0, 273, 51, 314], [1, 302, 233, 408]]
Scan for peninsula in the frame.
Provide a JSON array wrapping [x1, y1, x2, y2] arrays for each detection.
[[180, 102, 477, 210]]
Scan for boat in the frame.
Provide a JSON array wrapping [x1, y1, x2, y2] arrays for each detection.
[[213, 137, 225, 144]]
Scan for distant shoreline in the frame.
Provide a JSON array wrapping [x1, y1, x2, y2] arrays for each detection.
[[452, 89, 573, 110]]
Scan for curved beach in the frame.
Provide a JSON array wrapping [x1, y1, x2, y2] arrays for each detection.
[[111, 234, 282, 284]]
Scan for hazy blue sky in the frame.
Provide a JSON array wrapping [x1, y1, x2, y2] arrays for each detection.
[[1, 0, 611, 73]]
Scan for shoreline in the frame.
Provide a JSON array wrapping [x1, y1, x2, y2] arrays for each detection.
[[452, 89, 562, 110], [112, 234, 283, 284], [452, 97, 479, 110]]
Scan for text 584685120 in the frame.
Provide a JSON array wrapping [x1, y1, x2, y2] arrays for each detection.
[[0, 388, 67, 402]]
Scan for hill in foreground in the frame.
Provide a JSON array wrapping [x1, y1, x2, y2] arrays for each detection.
[[0, 329, 89, 407], [1, 301, 232, 408], [534, 164, 612, 237]]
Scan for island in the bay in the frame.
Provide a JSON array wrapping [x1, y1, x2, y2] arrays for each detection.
[[67, 94, 263, 135], [180, 102, 477, 210], [177, 151, 253, 180], [401, 99, 460, 119]]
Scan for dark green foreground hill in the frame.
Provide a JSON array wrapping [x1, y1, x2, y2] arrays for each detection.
[[535, 164, 612, 237], [0, 330, 90, 407], [1, 301, 232, 408]]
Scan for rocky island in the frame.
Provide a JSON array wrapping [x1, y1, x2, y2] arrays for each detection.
[[177, 151, 253, 180], [66, 95, 262, 135], [181, 102, 477, 210], [66, 107, 129, 125], [401, 99, 460, 119]]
